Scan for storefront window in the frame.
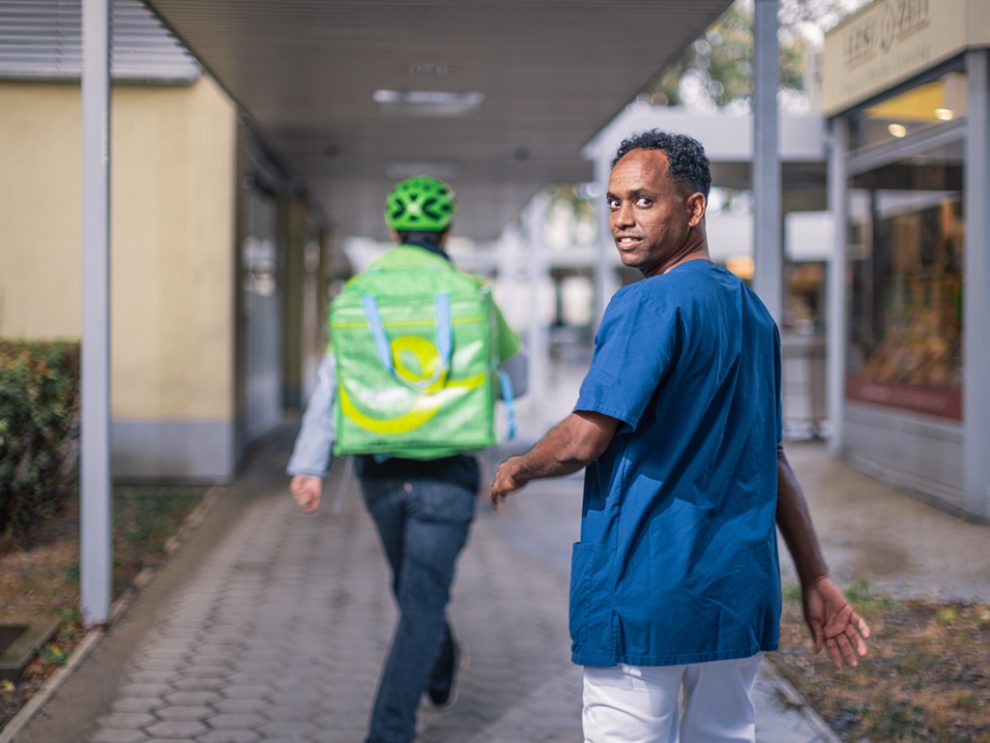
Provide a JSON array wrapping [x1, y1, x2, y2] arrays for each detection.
[[850, 69, 967, 150], [846, 139, 964, 420]]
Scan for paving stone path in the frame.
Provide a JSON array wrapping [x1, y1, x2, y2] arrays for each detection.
[[19, 440, 835, 743], [81, 473, 581, 743]]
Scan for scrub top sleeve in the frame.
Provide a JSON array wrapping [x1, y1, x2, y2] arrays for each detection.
[[575, 288, 676, 432]]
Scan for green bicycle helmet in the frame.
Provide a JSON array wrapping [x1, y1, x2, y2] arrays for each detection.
[[385, 176, 456, 232]]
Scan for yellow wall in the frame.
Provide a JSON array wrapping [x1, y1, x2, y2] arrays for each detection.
[[0, 76, 237, 420], [0, 84, 82, 339]]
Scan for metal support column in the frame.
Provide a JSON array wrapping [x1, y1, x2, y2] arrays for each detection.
[[81, 0, 112, 625], [753, 0, 782, 324], [826, 118, 848, 455], [496, 227, 521, 327], [593, 155, 612, 327], [525, 195, 550, 426], [963, 49, 990, 519]]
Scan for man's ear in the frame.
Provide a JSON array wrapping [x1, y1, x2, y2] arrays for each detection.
[[686, 192, 707, 227]]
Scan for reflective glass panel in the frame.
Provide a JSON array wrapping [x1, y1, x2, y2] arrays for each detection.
[[846, 139, 964, 420]]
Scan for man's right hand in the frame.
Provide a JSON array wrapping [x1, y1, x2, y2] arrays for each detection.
[[489, 456, 529, 510], [290, 475, 323, 513]]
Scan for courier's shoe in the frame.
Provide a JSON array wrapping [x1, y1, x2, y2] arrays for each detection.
[[427, 632, 461, 707]]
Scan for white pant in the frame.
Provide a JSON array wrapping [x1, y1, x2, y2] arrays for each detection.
[[582, 655, 762, 743]]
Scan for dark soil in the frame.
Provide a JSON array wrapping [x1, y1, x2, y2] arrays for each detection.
[[771, 581, 990, 743], [0, 487, 205, 731]]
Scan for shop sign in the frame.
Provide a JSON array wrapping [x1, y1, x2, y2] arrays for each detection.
[[822, 0, 986, 115]]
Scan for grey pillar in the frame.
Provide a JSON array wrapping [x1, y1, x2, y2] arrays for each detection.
[[752, 0, 782, 324], [496, 231, 520, 317], [525, 195, 550, 425], [826, 118, 848, 455], [963, 49, 990, 520], [593, 155, 612, 327], [81, 0, 112, 625]]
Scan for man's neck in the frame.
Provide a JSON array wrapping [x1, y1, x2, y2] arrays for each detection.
[[661, 248, 711, 275], [400, 239, 451, 262], [643, 235, 711, 278]]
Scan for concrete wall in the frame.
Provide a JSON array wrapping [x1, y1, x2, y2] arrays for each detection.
[[0, 76, 238, 479], [844, 403, 965, 513]]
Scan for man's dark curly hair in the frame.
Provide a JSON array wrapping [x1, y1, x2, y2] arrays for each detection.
[[611, 130, 711, 198]]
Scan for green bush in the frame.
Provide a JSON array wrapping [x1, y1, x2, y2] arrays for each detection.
[[0, 340, 80, 541]]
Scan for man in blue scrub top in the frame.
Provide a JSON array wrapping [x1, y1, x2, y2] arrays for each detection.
[[490, 130, 870, 743]]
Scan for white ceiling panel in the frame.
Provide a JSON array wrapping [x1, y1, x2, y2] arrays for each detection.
[[142, 0, 732, 240]]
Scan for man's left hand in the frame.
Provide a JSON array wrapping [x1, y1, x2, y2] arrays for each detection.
[[489, 457, 528, 509], [802, 576, 871, 669]]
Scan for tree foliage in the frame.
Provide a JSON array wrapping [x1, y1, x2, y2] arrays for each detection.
[[648, 0, 870, 110]]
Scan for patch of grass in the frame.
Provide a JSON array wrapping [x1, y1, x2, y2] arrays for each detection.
[[772, 581, 990, 742], [64, 560, 79, 585], [114, 487, 202, 550], [936, 606, 959, 625], [842, 579, 907, 614], [782, 582, 803, 604], [38, 643, 67, 667], [861, 698, 929, 739]]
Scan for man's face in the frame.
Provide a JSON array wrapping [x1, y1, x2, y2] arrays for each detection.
[[606, 149, 704, 277]]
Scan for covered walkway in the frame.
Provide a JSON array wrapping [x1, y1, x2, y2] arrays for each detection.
[[75, 0, 792, 623]]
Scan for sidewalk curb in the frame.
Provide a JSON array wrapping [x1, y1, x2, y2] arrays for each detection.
[[0, 486, 224, 743], [762, 659, 843, 743], [0, 628, 104, 743]]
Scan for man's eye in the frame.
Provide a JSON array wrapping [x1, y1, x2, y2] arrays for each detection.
[[636, 198, 652, 207], [607, 199, 620, 209]]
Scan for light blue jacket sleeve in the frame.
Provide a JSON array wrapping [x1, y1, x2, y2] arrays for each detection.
[[286, 354, 336, 477], [500, 347, 528, 399]]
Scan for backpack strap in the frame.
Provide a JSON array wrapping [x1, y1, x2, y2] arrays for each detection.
[[361, 293, 453, 389], [497, 367, 517, 440], [361, 294, 394, 374]]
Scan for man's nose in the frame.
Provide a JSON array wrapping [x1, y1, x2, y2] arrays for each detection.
[[612, 203, 634, 228]]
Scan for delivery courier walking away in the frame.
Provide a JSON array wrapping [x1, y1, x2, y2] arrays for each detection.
[[288, 175, 526, 743]]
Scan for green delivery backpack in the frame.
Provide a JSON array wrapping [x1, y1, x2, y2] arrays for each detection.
[[329, 246, 513, 460]]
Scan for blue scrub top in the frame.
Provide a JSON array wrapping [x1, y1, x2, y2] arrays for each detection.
[[572, 259, 782, 667]]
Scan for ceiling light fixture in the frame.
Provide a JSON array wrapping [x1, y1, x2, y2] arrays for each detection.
[[373, 89, 483, 117], [410, 62, 449, 77], [888, 123, 908, 138], [934, 108, 954, 121]]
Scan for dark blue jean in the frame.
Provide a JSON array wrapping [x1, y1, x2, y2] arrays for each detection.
[[360, 477, 475, 743]]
